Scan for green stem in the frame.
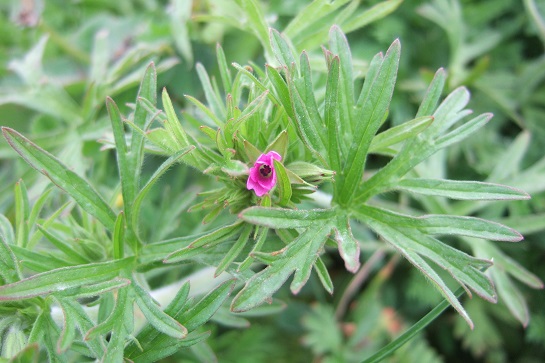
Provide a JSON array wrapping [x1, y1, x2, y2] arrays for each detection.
[[361, 285, 465, 363]]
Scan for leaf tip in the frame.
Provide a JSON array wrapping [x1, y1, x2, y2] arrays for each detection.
[[1, 126, 15, 141], [388, 38, 401, 53]]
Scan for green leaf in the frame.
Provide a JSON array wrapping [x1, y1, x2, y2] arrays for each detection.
[[132, 277, 188, 340], [284, 0, 350, 40], [28, 309, 47, 345], [11, 245, 71, 272], [27, 187, 53, 237], [8, 344, 40, 363], [428, 86, 471, 135], [161, 90, 212, 170], [235, 299, 286, 317], [464, 238, 543, 326], [215, 223, 253, 276], [127, 281, 234, 362], [211, 306, 250, 328], [0, 233, 21, 284], [416, 68, 447, 117], [234, 0, 272, 61], [89, 295, 117, 338], [324, 55, 342, 172], [435, 113, 492, 149], [231, 223, 332, 312], [199, 125, 217, 140], [221, 159, 249, 177], [184, 94, 223, 127], [493, 213, 545, 235], [145, 128, 179, 154], [356, 86, 492, 203], [355, 50, 383, 116], [285, 161, 334, 182], [28, 201, 71, 250], [113, 212, 125, 260], [39, 312, 64, 363], [2, 128, 116, 231], [216, 44, 232, 94], [332, 215, 361, 273], [231, 63, 273, 102], [224, 89, 270, 141], [55, 298, 78, 353], [182, 280, 236, 331], [337, 40, 400, 206], [392, 178, 531, 200], [365, 207, 523, 242], [132, 146, 194, 236], [472, 239, 543, 290], [0, 258, 133, 300], [164, 222, 243, 263], [243, 139, 262, 164], [106, 99, 127, 156], [56, 298, 106, 357], [196, 63, 226, 120], [250, 250, 277, 265], [132, 332, 211, 363], [287, 54, 326, 159], [238, 225, 269, 272], [270, 28, 297, 68], [2, 321, 26, 359], [14, 180, 29, 248], [273, 159, 292, 206], [55, 277, 131, 299], [239, 207, 336, 229], [328, 26, 355, 138], [488, 131, 530, 182], [371, 223, 476, 326], [491, 267, 529, 326], [266, 65, 295, 120], [265, 130, 289, 161], [103, 287, 133, 362], [342, 0, 403, 33], [37, 225, 89, 264], [369, 116, 434, 154], [110, 62, 157, 244], [416, 215, 523, 242], [314, 257, 334, 294], [356, 206, 496, 327], [0, 214, 15, 246], [162, 89, 194, 149], [106, 97, 143, 241], [125, 282, 190, 357]]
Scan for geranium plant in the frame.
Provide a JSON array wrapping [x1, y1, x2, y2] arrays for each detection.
[[0, 0, 543, 361]]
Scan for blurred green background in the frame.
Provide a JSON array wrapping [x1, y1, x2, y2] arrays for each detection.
[[1, 0, 544, 362]]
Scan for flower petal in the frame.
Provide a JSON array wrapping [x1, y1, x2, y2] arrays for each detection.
[[247, 151, 282, 196]]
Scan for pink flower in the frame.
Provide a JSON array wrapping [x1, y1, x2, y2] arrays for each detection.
[[247, 151, 282, 196]]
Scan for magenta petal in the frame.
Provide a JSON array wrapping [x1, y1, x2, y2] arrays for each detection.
[[246, 151, 282, 196], [256, 172, 276, 189], [252, 183, 269, 197], [247, 170, 270, 196], [247, 172, 258, 189], [248, 176, 269, 196], [270, 151, 282, 161], [256, 151, 282, 164]]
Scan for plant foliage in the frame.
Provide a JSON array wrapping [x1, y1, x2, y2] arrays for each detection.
[[0, 0, 544, 361]]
